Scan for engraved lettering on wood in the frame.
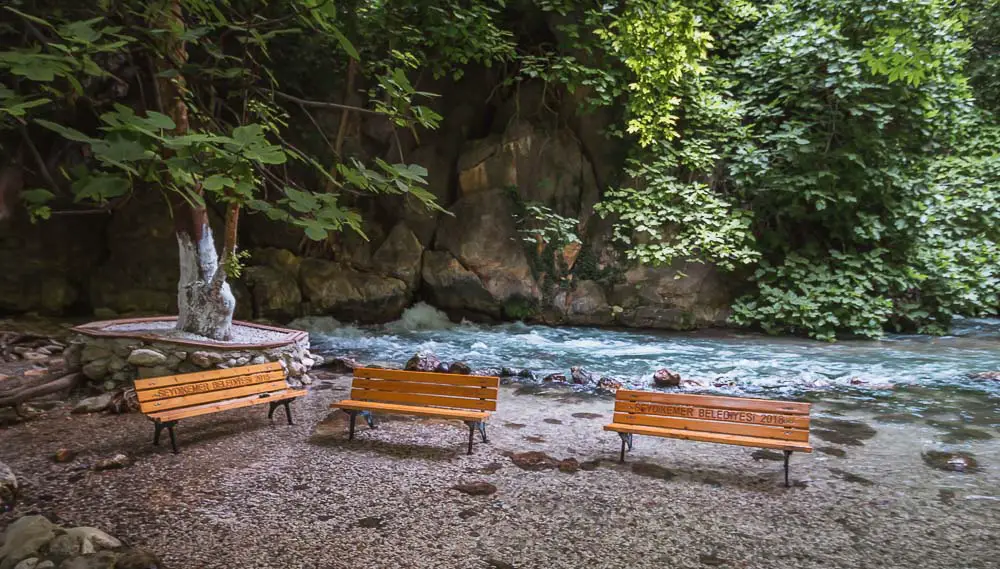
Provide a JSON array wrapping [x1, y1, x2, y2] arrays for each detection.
[[154, 373, 270, 399], [632, 403, 796, 426]]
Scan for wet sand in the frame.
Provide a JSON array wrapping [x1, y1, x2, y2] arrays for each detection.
[[2, 375, 999, 569]]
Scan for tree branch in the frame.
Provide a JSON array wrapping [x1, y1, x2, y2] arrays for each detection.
[[271, 90, 382, 116], [17, 125, 60, 193]]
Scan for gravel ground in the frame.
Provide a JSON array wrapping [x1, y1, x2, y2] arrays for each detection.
[[2, 375, 999, 569], [103, 319, 293, 344]]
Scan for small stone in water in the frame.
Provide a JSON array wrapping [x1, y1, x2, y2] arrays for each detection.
[[543, 373, 566, 383]]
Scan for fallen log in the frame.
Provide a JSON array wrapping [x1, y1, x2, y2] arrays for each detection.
[[0, 372, 83, 408]]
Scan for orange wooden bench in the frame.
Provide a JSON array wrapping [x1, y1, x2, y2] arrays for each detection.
[[605, 390, 812, 486], [135, 362, 306, 453], [331, 367, 499, 454]]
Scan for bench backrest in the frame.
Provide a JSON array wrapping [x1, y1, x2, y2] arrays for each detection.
[[613, 390, 810, 443], [351, 367, 499, 412], [135, 362, 289, 415]]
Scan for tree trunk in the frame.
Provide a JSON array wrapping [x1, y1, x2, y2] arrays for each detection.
[[155, 0, 236, 341]]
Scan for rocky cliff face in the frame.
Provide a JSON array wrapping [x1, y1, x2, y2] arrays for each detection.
[[0, 77, 734, 330]]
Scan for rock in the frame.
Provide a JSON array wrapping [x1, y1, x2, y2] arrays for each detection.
[[372, 223, 424, 290], [106, 357, 126, 373], [63, 528, 121, 551], [92, 454, 132, 471], [653, 368, 681, 388], [542, 373, 566, 383], [434, 363, 450, 373], [126, 349, 166, 367], [0, 516, 56, 569], [113, 549, 161, 569], [922, 451, 979, 473], [13, 559, 39, 569], [81, 344, 112, 361], [72, 393, 113, 414], [189, 351, 224, 368], [250, 355, 267, 365], [451, 482, 497, 496], [136, 366, 172, 379], [0, 461, 16, 512], [570, 366, 594, 385], [517, 369, 535, 380], [243, 265, 301, 321], [558, 458, 580, 473], [58, 551, 117, 569], [610, 262, 733, 330], [421, 251, 499, 318], [299, 259, 409, 322], [448, 361, 472, 375], [52, 449, 76, 463], [970, 371, 1000, 381], [81, 359, 109, 381], [510, 451, 559, 471], [356, 517, 384, 529], [322, 357, 360, 374], [595, 377, 623, 393], [434, 189, 541, 315], [45, 533, 84, 561], [557, 280, 614, 326], [405, 352, 441, 372]]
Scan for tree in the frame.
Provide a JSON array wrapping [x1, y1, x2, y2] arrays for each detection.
[[1, 0, 451, 340]]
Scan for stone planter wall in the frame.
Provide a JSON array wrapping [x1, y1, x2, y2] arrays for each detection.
[[66, 330, 319, 392]]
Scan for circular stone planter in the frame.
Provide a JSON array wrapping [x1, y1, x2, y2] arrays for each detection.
[[67, 317, 320, 391]]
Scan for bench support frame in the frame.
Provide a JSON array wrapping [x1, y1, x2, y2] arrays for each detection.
[[268, 400, 295, 425], [463, 420, 488, 455], [152, 420, 179, 454], [783, 450, 792, 487], [618, 432, 634, 463], [344, 410, 377, 441]]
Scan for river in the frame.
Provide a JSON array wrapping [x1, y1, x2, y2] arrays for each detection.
[[294, 303, 1000, 427]]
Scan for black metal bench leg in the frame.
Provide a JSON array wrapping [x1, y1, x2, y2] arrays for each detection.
[[783, 450, 792, 487], [466, 421, 475, 455], [618, 432, 633, 463], [153, 421, 163, 446], [283, 401, 293, 425], [168, 423, 178, 454], [477, 421, 488, 443], [348, 411, 358, 441], [268, 402, 278, 422]]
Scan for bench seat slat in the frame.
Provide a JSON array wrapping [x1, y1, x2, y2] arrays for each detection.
[[136, 370, 286, 403], [605, 422, 813, 453], [617, 390, 810, 416], [614, 401, 809, 430], [332, 400, 489, 421], [353, 378, 498, 400], [613, 412, 809, 442], [149, 389, 307, 422], [354, 367, 499, 387], [140, 380, 291, 413], [350, 389, 496, 411], [134, 362, 284, 390]]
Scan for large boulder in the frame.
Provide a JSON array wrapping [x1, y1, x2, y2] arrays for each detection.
[[299, 259, 409, 322], [550, 280, 614, 326], [433, 189, 540, 317], [610, 262, 733, 330], [372, 223, 424, 290], [0, 516, 55, 569], [243, 265, 301, 321], [420, 251, 499, 318], [456, 120, 600, 226]]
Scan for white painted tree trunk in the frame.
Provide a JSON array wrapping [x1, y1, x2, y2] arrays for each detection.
[[175, 223, 236, 341]]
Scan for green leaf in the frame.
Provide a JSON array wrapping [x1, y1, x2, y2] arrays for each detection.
[[203, 175, 234, 191], [35, 119, 98, 144]]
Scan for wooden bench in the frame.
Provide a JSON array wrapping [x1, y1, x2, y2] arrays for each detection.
[[330, 367, 499, 454], [135, 362, 306, 453], [605, 390, 812, 486]]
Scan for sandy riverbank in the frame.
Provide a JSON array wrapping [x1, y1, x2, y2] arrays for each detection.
[[2, 374, 998, 569]]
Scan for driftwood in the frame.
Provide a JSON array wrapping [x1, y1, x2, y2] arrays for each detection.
[[0, 372, 83, 408]]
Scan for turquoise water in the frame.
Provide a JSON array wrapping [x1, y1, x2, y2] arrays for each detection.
[[296, 304, 1000, 402]]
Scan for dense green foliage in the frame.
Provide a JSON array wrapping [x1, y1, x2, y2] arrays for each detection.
[[2, 0, 997, 338]]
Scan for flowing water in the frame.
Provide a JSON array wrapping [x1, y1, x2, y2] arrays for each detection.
[[295, 303, 1000, 427]]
